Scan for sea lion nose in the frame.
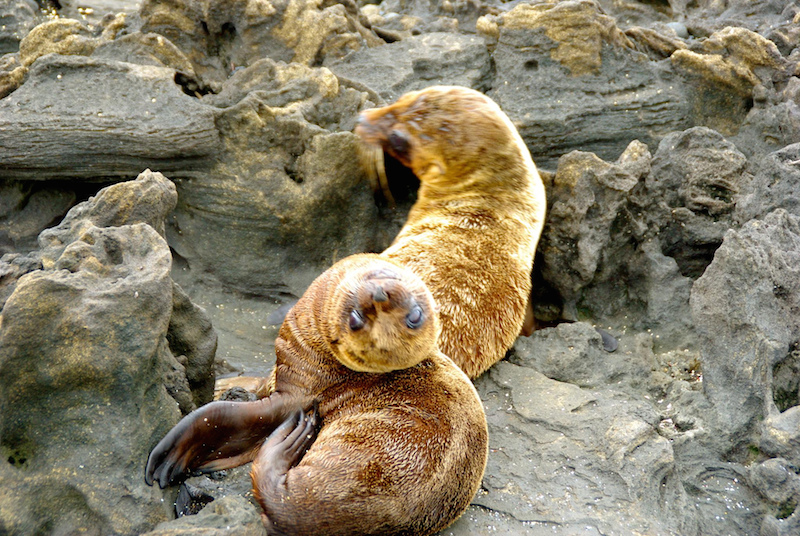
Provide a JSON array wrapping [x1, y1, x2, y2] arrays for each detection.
[[372, 285, 389, 303]]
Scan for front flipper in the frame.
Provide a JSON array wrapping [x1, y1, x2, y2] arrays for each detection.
[[145, 393, 309, 489], [251, 408, 320, 535]]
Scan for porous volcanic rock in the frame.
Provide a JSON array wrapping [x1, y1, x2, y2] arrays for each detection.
[[1, 0, 800, 535], [478, 0, 693, 168], [0, 170, 219, 535], [692, 209, 800, 458]]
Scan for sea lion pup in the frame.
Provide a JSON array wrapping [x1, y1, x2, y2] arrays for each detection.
[[145, 254, 488, 536], [356, 85, 547, 379]]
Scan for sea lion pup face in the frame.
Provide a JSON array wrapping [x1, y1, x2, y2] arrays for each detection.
[[356, 85, 530, 192], [328, 262, 440, 373]]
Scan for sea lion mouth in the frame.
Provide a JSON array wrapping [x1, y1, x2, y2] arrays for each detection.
[[355, 111, 422, 208], [364, 267, 400, 281], [356, 113, 412, 167]]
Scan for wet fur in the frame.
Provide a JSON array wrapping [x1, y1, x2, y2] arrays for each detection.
[[146, 254, 488, 536], [251, 254, 487, 535], [356, 86, 547, 378]]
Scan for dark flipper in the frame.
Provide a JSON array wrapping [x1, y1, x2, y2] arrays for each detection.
[[145, 393, 309, 489], [175, 483, 214, 517], [251, 408, 320, 536]]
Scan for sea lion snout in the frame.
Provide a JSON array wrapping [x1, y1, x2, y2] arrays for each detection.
[[354, 111, 379, 139], [372, 285, 388, 303], [361, 268, 411, 310], [355, 111, 400, 147], [360, 278, 419, 315]]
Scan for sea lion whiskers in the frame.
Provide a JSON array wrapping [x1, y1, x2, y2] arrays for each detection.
[[357, 141, 394, 207]]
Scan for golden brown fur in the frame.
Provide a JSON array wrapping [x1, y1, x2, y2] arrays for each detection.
[[356, 86, 547, 378], [146, 254, 488, 536]]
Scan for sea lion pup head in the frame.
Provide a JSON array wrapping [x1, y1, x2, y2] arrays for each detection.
[[326, 258, 440, 373], [356, 85, 534, 194]]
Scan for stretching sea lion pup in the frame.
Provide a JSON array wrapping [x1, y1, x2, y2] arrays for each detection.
[[145, 254, 488, 536], [357, 85, 547, 378]]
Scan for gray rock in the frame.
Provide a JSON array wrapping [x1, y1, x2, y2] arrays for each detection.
[[676, 0, 797, 35], [0, 0, 41, 55], [38, 168, 178, 250], [538, 141, 650, 320], [0, 170, 219, 535], [0, 181, 76, 254], [55, 0, 142, 26], [168, 282, 218, 409], [0, 44, 392, 298], [749, 458, 800, 505], [92, 31, 198, 75], [372, 0, 490, 34], [0, 51, 25, 98], [536, 126, 749, 347], [474, 360, 684, 535], [666, 21, 690, 39], [648, 126, 748, 279], [141, 494, 267, 536], [749, 458, 800, 536], [328, 32, 492, 102], [0, 54, 220, 181], [691, 209, 800, 457], [165, 59, 388, 297], [0, 222, 177, 535], [1, 0, 800, 535], [733, 97, 800, 161], [509, 321, 657, 392], [0, 251, 41, 309], [482, 1, 692, 168], [761, 514, 800, 536], [625, 239, 694, 346], [138, 0, 383, 89], [536, 139, 695, 346], [736, 143, 800, 225]]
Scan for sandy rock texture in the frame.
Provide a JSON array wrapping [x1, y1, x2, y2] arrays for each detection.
[[0, 170, 216, 535], [1, 0, 800, 535]]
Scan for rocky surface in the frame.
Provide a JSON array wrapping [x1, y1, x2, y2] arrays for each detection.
[[1, 0, 800, 535], [0, 170, 216, 535]]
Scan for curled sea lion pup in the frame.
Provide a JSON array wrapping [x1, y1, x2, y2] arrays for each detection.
[[145, 254, 488, 536], [356, 85, 547, 378]]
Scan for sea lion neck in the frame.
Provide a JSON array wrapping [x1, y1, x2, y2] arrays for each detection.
[[273, 306, 355, 397], [411, 138, 538, 199], [414, 163, 539, 212]]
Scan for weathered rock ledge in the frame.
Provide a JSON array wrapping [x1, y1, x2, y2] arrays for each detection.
[[1, 0, 800, 535]]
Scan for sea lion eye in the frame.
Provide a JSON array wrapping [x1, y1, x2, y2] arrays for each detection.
[[388, 130, 409, 155], [405, 306, 424, 329], [349, 310, 365, 331]]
